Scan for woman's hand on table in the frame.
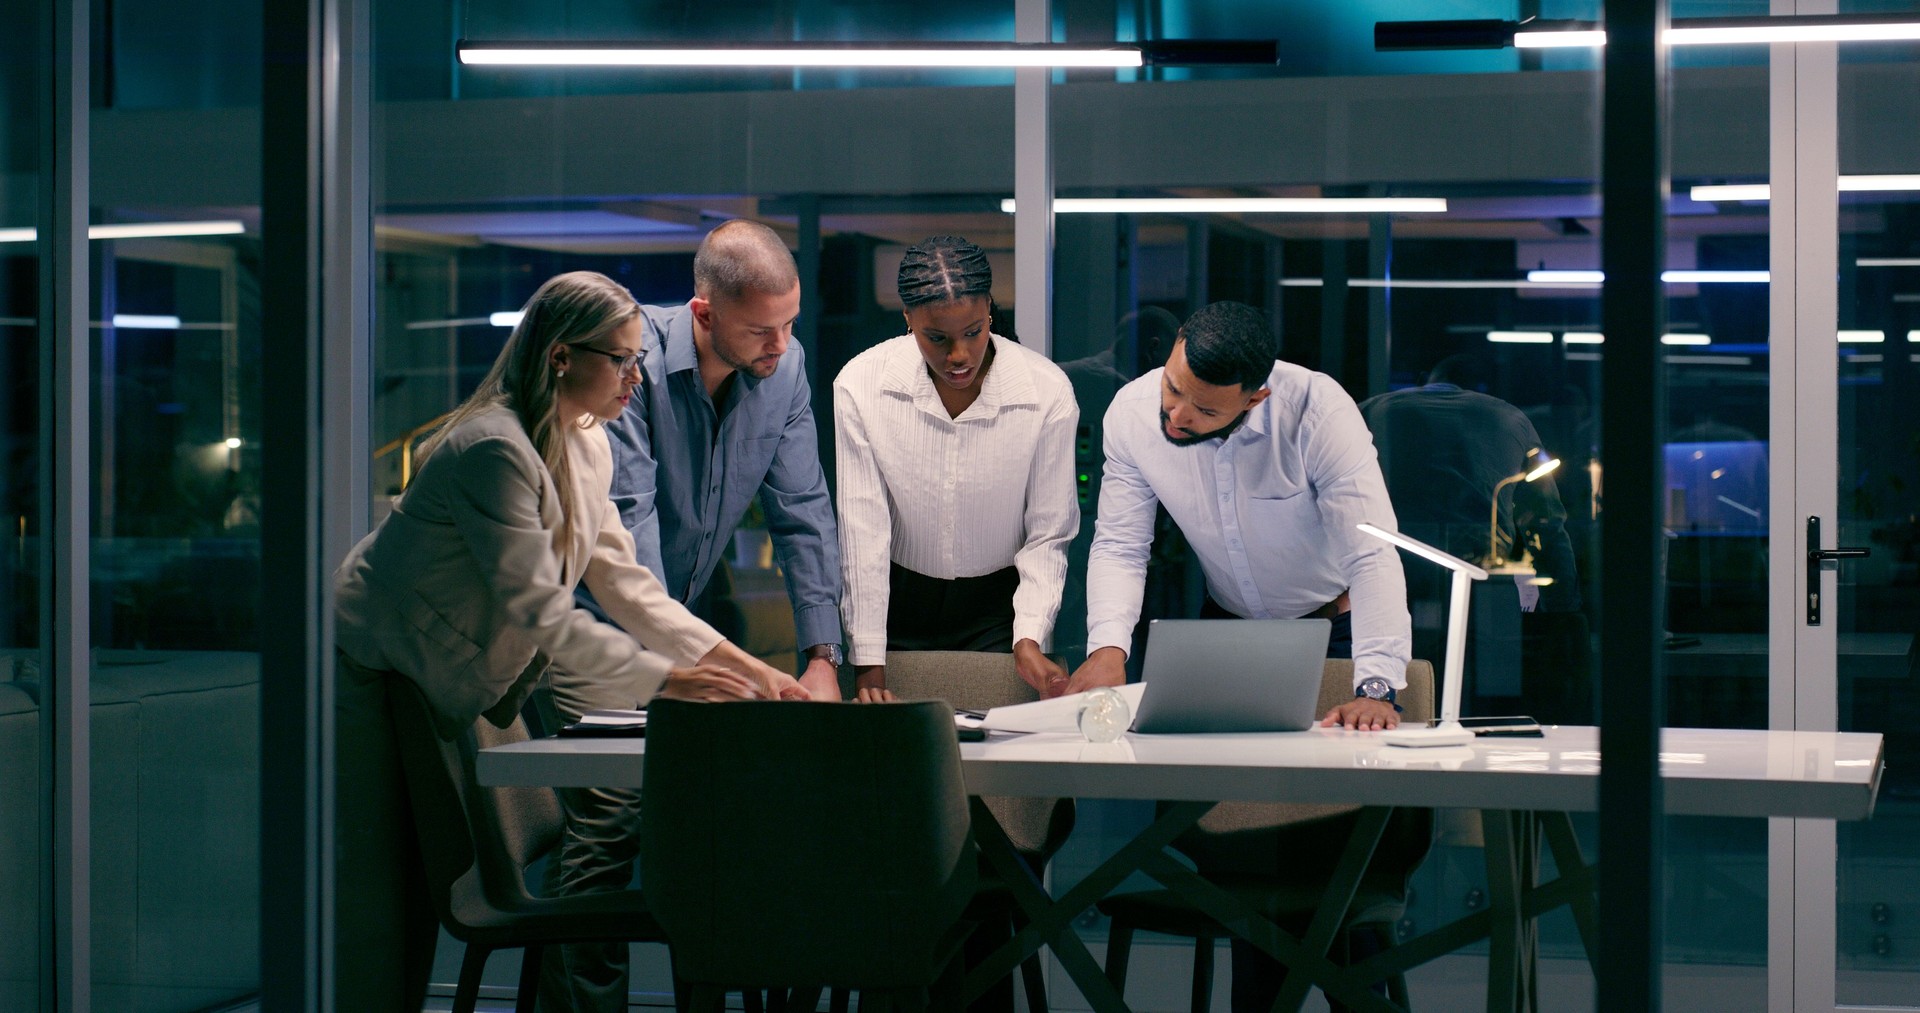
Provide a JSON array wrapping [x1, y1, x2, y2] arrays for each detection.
[[853, 664, 895, 703], [657, 665, 763, 702], [697, 641, 812, 700], [1013, 639, 1069, 698]]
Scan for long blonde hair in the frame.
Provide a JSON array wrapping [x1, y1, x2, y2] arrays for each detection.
[[418, 271, 640, 549]]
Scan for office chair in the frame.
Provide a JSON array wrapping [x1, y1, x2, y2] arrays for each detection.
[[640, 699, 978, 1013], [885, 650, 1078, 1013], [1096, 660, 1438, 1013], [386, 675, 668, 1013]]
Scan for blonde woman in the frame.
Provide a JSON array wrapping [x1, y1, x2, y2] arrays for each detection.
[[332, 270, 803, 1012]]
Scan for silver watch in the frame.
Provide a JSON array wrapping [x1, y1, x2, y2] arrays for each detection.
[[808, 643, 844, 668], [1357, 676, 1394, 701]]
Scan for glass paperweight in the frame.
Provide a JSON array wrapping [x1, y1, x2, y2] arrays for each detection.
[[1077, 687, 1131, 743]]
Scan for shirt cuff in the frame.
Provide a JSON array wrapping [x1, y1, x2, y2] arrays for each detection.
[[1011, 616, 1053, 653], [1084, 621, 1134, 659], [791, 602, 843, 656], [848, 637, 888, 668], [1353, 656, 1407, 693]]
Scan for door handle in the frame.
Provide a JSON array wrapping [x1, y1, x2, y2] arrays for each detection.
[[1806, 515, 1871, 626]]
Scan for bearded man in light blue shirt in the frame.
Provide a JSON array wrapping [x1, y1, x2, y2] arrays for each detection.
[[1067, 301, 1412, 731]]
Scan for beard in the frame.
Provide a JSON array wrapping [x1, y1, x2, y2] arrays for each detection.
[[1160, 406, 1249, 446]]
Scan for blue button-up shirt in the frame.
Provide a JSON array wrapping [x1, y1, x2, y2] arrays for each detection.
[[586, 301, 843, 652]]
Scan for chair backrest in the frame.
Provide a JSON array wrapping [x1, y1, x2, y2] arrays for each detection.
[[387, 674, 564, 935], [639, 700, 976, 989], [1194, 659, 1436, 836], [885, 650, 1075, 859]]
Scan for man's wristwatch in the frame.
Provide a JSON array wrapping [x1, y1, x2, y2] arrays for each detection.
[[1356, 676, 1403, 712], [806, 643, 844, 668]]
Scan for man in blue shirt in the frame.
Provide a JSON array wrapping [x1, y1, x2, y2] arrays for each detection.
[[542, 220, 844, 1013]]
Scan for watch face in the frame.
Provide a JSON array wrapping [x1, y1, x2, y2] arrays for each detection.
[[1359, 677, 1391, 699]]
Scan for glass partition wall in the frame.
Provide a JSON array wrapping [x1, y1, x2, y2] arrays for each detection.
[[18, 0, 1912, 1009]]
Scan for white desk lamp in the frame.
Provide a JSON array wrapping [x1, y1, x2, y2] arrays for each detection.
[[1357, 522, 1489, 747]]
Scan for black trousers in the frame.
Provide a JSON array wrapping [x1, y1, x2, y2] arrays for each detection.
[[887, 562, 1019, 653]]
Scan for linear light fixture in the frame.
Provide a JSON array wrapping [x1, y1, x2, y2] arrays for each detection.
[[0, 220, 247, 243], [1860, 258, 1920, 267], [1910, 330, 1920, 343], [1662, 333, 1712, 346], [1837, 330, 1886, 343], [459, 39, 1280, 69], [1487, 331, 1555, 344], [1390, 13, 1920, 50], [490, 311, 525, 328], [1525, 269, 1769, 284], [1379, 14, 1920, 51], [110, 314, 182, 330], [1000, 197, 1447, 214], [1564, 331, 1606, 344], [1692, 176, 1920, 202]]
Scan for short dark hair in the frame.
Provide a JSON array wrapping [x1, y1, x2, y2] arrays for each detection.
[[1178, 301, 1275, 391], [1426, 353, 1490, 390], [897, 236, 993, 310]]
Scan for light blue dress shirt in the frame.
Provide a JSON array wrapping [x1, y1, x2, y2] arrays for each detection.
[[1085, 360, 1412, 690], [587, 301, 843, 653]]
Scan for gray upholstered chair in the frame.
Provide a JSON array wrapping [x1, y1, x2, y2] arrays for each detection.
[[639, 699, 977, 1013], [1096, 659, 1438, 1013], [884, 651, 1077, 1013], [387, 675, 669, 1013]]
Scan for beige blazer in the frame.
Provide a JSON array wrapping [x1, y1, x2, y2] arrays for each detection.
[[335, 403, 722, 736]]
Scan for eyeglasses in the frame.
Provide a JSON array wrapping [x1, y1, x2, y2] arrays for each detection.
[[575, 345, 647, 375]]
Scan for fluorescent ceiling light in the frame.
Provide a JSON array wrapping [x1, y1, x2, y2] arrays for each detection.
[[1690, 184, 1772, 201], [0, 220, 247, 243], [459, 39, 1282, 69], [1909, 330, 1920, 343], [1837, 330, 1886, 343], [463, 45, 1140, 68], [1389, 14, 1920, 51], [1691, 176, 1920, 202], [1000, 197, 1447, 214], [1664, 269, 1768, 283], [225, 437, 243, 449], [1662, 333, 1712, 346], [111, 314, 181, 329], [1527, 269, 1605, 284], [1564, 331, 1605, 344], [490, 311, 525, 328], [1487, 331, 1555, 344], [1524, 269, 1768, 284], [1514, 29, 1609, 48], [1860, 258, 1920, 267]]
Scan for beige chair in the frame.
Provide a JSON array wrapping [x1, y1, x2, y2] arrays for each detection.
[[884, 651, 1077, 1013], [1097, 659, 1438, 1013]]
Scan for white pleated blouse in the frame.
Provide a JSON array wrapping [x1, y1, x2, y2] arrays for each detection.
[[832, 335, 1080, 666]]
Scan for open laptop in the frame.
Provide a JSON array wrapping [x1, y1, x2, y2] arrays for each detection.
[[1131, 618, 1332, 734]]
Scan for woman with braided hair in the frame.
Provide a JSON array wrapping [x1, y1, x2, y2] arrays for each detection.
[[832, 235, 1081, 703]]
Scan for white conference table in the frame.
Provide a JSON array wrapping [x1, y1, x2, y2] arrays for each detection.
[[480, 725, 1884, 1013]]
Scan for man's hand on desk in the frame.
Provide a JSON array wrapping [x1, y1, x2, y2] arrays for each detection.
[[1014, 639, 1069, 697], [798, 657, 842, 702], [1319, 697, 1400, 731], [853, 664, 896, 703], [1061, 647, 1126, 698]]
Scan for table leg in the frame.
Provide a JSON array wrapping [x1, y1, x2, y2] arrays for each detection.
[[1539, 812, 1599, 971], [1481, 810, 1542, 1013], [962, 798, 1214, 1013], [1272, 806, 1395, 1012]]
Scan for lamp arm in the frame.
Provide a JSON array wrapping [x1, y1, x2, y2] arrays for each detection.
[[1489, 472, 1524, 565], [1438, 566, 1472, 726]]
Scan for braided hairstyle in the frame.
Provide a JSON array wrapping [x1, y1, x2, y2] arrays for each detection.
[[897, 235, 993, 310]]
